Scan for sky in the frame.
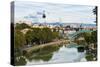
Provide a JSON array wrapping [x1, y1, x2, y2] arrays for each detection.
[[15, 1, 96, 24]]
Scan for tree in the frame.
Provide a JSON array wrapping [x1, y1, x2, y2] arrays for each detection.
[[32, 28, 42, 44], [15, 23, 30, 30], [91, 31, 97, 43], [24, 27, 60, 45], [83, 32, 92, 44], [14, 30, 26, 49], [25, 30, 33, 45], [41, 28, 53, 43], [14, 30, 26, 65], [52, 32, 59, 39]]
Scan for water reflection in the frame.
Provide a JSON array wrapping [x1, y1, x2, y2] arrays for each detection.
[[15, 43, 96, 66], [25, 45, 62, 62], [26, 44, 87, 65]]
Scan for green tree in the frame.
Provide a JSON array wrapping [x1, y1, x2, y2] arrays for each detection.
[[91, 31, 97, 43], [32, 28, 42, 44], [15, 23, 30, 30], [52, 32, 59, 39], [14, 30, 26, 49], [83, 32, 92, 44], [25, 27, 60, 45], [41, 28, 53, 43], [14, 30, 27, 65], [25, 30, 33, 45]]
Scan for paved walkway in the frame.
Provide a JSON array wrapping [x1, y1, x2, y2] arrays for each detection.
[[23, 40, 70, 53]]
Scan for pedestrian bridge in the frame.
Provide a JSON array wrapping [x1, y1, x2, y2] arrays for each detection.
[[68, 30, 93, 40]]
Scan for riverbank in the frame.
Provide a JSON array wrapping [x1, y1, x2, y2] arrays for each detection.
[[23, 39, 70, 53]]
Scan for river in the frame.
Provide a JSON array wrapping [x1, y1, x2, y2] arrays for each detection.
[[26, 43, 87, 65]]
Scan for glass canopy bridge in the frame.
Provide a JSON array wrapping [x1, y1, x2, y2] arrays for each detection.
[[68, 30, 93, 40]]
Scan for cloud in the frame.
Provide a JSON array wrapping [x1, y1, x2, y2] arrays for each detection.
[[15, 1, 96, 24]]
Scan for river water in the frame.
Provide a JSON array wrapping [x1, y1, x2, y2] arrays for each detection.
[[26, 43, 87, 65]]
